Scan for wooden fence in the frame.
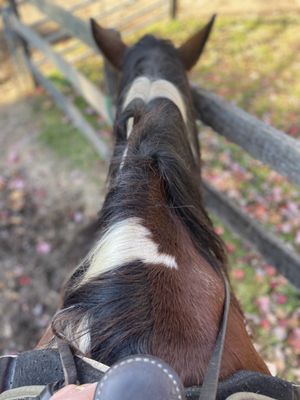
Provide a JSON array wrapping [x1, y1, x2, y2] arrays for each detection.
[[2, 0, 300, 289]]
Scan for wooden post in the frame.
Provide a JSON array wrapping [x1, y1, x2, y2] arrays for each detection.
[[192, 87, 300, 186], [28, 59, 111, 162], [6, 0, 37, 87], [203, 181, 300, 289], [2, 7, 31, 93], [9, 14, 112, 123], [170, 0, 178, 19]]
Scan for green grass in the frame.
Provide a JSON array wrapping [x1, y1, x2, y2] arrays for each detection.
[[32, 70, 112, 169], [151, 15, 300, 130], [34, 96, 100, 169]]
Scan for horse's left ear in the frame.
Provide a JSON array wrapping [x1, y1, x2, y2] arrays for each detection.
[[177, 14, 216, 70], [90, 19, 127, 69]]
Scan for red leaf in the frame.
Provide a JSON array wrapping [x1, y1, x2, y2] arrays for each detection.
[[232, 268, 245, 281], [264, 265, 276, 277], [288, 124, 298, 137], [214, 226, 224, 235], [276, 294, 288, 305], [260, 319, 271, 330], [18, 276, 32, 286], [226, 242, 236, 253]]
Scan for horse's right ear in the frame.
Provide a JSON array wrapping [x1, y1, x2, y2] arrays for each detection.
[[90, 19, 127, 70], [177, 14, 216, 70]]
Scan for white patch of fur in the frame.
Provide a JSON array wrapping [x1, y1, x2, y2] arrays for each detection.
[[62, 313, 90, 354], [81, 217, 178, 284], [119, 147, 128, 170], [126, 116, 134, 138], [120, 117, 134, 170], [123, 77, 187, 123], [75, 316, 91, 354]]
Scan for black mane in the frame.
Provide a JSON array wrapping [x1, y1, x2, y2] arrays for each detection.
[[52, 31, 226, 370]]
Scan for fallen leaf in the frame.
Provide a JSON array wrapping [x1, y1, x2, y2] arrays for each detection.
[[254, 204, 267, 219], [295, 231, 300, 245], [226, 242, 236, 253], [264, 265, 276, 277], [276, 294, 288, 305], [288, 124, 298, 137], [9, 216, 23, 225], [8, 178, 25, 190], [7, 150, 20, 164], [214, 225, 224, 235], [272, 326, 287, 341], [18, 276, 32, 286], [36, 241, 52, 255], [8, 190, 25, 211], [256, 296, 270, 314], [260, 319, 271, 330], [288, 329, 300, 353], [0, 176, 6, 190], [232, 268, 246, 281]]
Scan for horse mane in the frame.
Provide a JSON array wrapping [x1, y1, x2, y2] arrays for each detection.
[[52, 96, 226, 363], [50, 32, 269, 385]]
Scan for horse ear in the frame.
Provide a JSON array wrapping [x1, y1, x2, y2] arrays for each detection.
[[90, 19, 127, 69], [177, 14, 216, 70]]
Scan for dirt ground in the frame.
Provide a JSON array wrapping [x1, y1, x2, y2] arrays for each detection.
[[0, 93, 107, 354]]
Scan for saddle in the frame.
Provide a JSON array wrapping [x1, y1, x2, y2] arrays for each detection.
[[0, 349, 299, 400]]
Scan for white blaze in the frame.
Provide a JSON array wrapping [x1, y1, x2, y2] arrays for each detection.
[[123, 77, 187, 123], [120, 77, 188, 167]]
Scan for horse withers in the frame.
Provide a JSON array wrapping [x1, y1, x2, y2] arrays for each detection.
[[47, 15, 270, 387]]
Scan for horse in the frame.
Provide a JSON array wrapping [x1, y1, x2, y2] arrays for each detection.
[[39, 15, 270, 388]]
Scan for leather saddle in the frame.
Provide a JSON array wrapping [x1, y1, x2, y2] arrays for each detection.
[[0, 349, 299, 400]]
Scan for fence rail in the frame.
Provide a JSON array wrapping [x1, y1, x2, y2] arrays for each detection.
[[203, 182, 300, 288], [3, 0, 300, 289], [28, 60, 111, 161], [9, 13, 112, 123], [27, 0, 97, 50], [192, 88, 300, 186]]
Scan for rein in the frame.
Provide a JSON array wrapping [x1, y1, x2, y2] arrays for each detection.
[[199, 274, 230, 400]]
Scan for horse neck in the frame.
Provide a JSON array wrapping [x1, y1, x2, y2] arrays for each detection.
[[103, 87, 227, 268], [50, 87, 270, 385], [51, 71, 230, 377]]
